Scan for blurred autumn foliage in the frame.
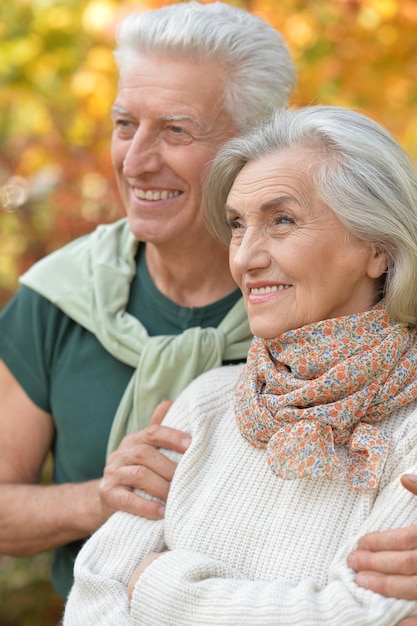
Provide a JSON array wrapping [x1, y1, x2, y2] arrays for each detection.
[[0, 0, 416, 622], [1, 0, 417, 309]]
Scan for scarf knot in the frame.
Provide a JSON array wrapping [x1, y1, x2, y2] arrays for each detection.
[[235, 305, 417, 491], [19, 218, 252, 455]]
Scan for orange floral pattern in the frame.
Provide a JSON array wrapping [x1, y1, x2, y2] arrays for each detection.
[[235, 304, 417, 490]]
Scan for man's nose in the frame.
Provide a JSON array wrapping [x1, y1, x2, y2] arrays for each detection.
[[122, 128, 163, 177]]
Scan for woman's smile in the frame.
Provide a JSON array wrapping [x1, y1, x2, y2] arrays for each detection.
[[227, 147, 387, 338], [247, 283, 292, 304]]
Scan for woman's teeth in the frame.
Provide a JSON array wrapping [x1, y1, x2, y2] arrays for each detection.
[[250, 285, 290, 294]]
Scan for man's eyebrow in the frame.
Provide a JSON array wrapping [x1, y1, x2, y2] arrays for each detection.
[[111, 105, 131, 116], [160, 114, 203, 128], [110, 108, 203, 128]]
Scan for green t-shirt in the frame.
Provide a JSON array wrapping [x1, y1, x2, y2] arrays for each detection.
[[0, 244, 242, 599]]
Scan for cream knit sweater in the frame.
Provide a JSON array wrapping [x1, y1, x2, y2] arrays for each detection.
[[64, 365, 417, 625]]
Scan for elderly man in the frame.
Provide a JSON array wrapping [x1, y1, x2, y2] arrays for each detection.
[[0, 1, 295, 601]]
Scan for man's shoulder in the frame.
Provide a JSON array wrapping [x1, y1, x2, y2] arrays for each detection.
[[0, 283, 64, 321]]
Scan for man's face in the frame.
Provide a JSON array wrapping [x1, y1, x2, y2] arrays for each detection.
[[111, 53, 237, 248]]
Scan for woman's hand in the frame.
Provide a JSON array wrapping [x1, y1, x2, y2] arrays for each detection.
[[127, 551, 168, 601], [99, 400, 191, 521], [347, 474, 417, 625]]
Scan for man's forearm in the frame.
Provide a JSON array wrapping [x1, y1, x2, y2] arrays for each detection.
[[0, 479, 104, 556]]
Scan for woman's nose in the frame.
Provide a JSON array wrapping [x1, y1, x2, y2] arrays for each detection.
[[231, 230, 271, 273], [122, 128, 163, 177]]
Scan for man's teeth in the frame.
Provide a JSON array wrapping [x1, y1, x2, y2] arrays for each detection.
[[250, 285, 290, 294], [134, 189, 180, 201]]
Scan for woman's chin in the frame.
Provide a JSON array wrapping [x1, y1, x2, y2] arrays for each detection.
[[249, 325, 289, 340]]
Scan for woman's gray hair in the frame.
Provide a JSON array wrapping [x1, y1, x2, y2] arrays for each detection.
[[204, 105, 417, 326], [114, 1, 296, 132]]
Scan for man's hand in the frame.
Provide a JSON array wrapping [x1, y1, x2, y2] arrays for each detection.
[[347, 474, 417, 625], [99, 400, 191, 520]]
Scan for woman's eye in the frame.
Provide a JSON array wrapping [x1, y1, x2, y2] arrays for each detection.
[[225, 217, 243, 230], [274, 214, 295, 225]]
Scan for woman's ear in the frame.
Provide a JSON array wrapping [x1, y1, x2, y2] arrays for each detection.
[[367, 245, 389, 279]]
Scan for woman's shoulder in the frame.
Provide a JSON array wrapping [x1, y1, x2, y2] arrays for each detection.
[[379, 397, 417, 489], [385, 397, 417, 440], [162, 363, 245, 432], [186, 363, 245, 404]]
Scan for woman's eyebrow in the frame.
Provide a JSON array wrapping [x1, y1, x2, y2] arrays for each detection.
[[226, 195, 299, 213], [259, 195, 299, 213]]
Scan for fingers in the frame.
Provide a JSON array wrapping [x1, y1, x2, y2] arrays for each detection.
[[99, 423, 191, 520], [103, 486, 167, 520], [347, 473, 417, 606], [354, 570, 417, 601], [100, 448, 173, 518], [396, 619, 417, 626], [401, 474, 417, 496], [355, 525, 417, 552], [120, 424, 191, 456], [347, 523, 417, 603], [109, 441, 179, 483], [99, 470, 168, 520], [104, 455, 172, 497], [348, 548, 417, 576], [150, 399, 174, 426], [352, 475, 417, 554]]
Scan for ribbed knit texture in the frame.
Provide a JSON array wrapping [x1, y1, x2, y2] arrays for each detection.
[[64, 365, 417, 625]]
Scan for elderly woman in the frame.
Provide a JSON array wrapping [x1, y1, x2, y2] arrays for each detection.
[[64, 106, 417, 625]]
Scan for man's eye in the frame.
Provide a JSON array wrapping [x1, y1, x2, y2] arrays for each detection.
[[113, 119, 136, 135], [115, 119, 132, 127], [113, 119, 137, 139], [165, 126, 193, 145]]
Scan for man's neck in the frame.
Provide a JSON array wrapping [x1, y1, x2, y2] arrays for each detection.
[[145, 239, 237, 308]]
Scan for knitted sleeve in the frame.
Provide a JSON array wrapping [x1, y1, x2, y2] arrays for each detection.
[[63, 511, 165, 625], [131, 549, 417, 625], [128, 406, 417, 625], [62, 369, 199, 626]]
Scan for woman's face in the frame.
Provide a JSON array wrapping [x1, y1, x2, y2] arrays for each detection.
[[227, 148, 388, 339]]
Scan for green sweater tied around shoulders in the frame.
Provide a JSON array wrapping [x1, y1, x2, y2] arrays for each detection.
[[20, 218, 252, 455]]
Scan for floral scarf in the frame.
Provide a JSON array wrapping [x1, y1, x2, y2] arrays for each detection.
[[235, 304, 417, 490]]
